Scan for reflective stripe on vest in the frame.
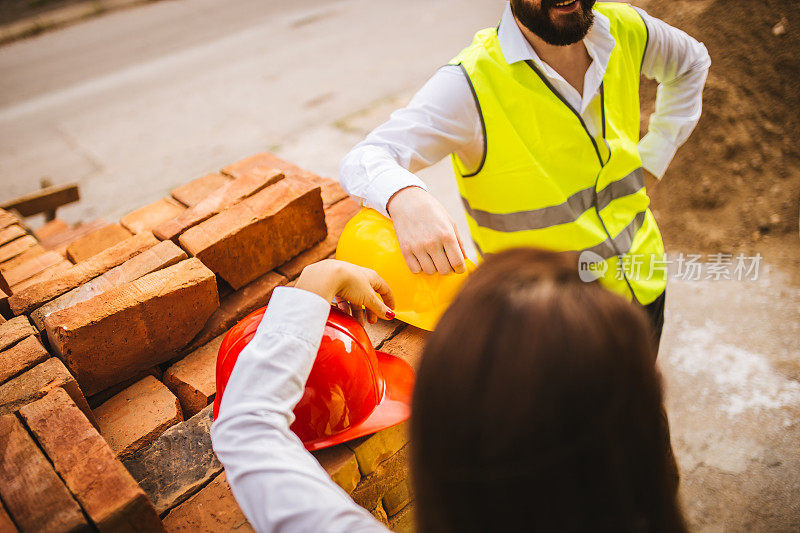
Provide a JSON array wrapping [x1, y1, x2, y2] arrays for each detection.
[[461, 167, 644, 234], [449, 2, 666, 304]]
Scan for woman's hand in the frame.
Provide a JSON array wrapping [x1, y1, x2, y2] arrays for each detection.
[[295, 259, 395, 325]]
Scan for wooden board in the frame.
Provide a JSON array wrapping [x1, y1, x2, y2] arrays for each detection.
[[1, 184, 79, 218]]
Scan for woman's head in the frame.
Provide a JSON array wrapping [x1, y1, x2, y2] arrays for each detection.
[[411, 248, 683, 532]]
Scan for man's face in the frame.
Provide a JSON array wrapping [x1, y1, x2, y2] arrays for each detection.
[[510, 0, 597, 46]]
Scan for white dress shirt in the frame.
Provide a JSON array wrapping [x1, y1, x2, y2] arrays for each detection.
[[339, 2, 711, 217], [211, 287, 387, 533]]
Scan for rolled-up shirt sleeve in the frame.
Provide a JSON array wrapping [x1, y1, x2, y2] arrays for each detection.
[[635, 7, 711, 179], [339, 64, 481, 216], [211, 287, 387, 533]]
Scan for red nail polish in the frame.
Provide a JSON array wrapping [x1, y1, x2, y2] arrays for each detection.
[[386, 310, 395, 319]]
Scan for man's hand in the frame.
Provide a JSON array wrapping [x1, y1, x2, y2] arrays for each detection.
[[386, 186, 467, 275]]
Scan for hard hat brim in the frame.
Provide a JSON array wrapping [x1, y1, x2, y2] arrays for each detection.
[[303, 350, 415, 451]]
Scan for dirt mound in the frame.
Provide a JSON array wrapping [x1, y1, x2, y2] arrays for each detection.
[[637, 0, 800, 273]]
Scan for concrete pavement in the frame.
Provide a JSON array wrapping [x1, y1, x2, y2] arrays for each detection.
[[0, 0, 498, 226], [1, 1, 798, 530], [662, 270, 800, 531]]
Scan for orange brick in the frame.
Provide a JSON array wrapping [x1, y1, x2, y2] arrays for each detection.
[[389, 502, 415, 532], [0, 358, 95, 427], [0, 413, 89, 533], [0, 290, 8, 321], [8, 231, 159, 316], [0, 209, 17, 230], [350, 444, 411, 513], [19, 388, 164, 532], [86, 365, 164, 410], [179, 179, 326, 289], [277, 197, 360, 280], [87, 366, 162, 409], [45, 258, 219, 396], [0, 235, 37, 265], [380, 325, 428, 369], [121, 198, 186, 235], [371, 503, 389, 525], [0, 335, 49, 385], [0, 316, 37, 352], [66, 223, 132, 263], [94, 376, 183, 460], [0, 225, 25, 247], [162, 335, 223, 417], [183, 270, 286, 353], [122, 406, 221, 514], [10, 260, 73, 292], [347, 422, 410, 476], [221, 152, 347, 207], [312, 444, 362, 493], [0, 502, 17, 533], [3, 251, 68, 287], [382, 478, 413, 516], [31, 240, 187, 330], [154, 171, 284, 242], [161, 473, 252, 532], [170, 173, 231, 208], [281, 170, 348, 208], [0, 244, 46, 273], [364, 320, 404, 349], [34, 218, 70, 241], [38, 218, 106, 253]]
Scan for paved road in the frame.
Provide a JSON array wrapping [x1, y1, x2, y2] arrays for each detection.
[[1, 1, 798, 531], [0, 0, 498, 224]]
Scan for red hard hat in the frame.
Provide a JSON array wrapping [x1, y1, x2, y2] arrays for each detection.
[[213, 306, 415, 451]]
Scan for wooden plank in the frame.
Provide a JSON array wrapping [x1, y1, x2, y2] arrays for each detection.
[[1, 184, 79, 218]]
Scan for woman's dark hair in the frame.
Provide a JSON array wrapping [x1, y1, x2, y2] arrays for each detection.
[[411, 248, 684, 532]]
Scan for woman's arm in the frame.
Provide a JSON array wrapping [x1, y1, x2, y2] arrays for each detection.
[[211, 261, 394, 532]]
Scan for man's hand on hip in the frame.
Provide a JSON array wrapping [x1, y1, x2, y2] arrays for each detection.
[[387, 186, 467, 275]]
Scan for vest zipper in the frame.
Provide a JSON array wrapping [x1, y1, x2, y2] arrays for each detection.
[[524, 61, 640, 302], [595, 84, 639, 303]]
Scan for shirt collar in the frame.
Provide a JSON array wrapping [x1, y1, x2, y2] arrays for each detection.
[[497, 2, 615, 71]]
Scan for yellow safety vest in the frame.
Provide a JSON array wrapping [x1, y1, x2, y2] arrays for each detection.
[[449, 2, 666, 304]]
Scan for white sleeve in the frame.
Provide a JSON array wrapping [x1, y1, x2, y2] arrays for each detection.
[[339, 64, 481, 217], [634, 7, 711, 179], [211, 287, 388, 533]]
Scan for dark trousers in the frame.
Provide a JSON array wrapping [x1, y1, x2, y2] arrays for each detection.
[[641, 289, 680, 491], [643, 289, 666, 357]]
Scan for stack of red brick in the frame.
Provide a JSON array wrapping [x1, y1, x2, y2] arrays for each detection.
[[0, 153, 426, 531], [123, 320, 425, 532]]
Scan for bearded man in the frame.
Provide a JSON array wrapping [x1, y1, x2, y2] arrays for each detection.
[[340, 0, 710, 349]]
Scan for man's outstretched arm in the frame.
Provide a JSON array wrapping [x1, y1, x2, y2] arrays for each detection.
[[339, 65, 480, 274]]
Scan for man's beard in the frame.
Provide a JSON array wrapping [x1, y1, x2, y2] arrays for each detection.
[[510, 0, 597, 46]]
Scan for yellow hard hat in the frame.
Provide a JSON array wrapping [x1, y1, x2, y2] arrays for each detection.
[[336, 208, 475, 331]]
